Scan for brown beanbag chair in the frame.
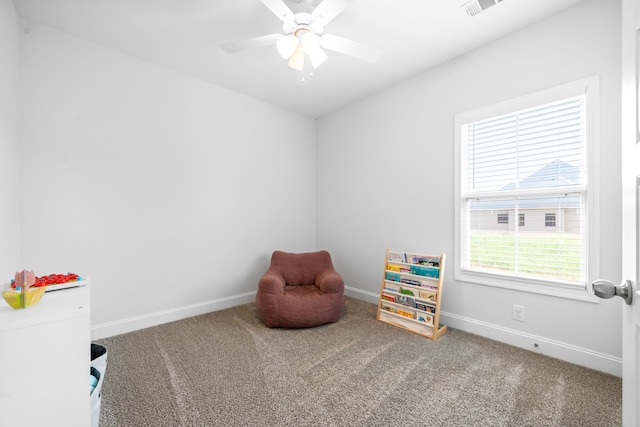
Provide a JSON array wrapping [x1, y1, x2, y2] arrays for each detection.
[[256, 250, 344, 328]]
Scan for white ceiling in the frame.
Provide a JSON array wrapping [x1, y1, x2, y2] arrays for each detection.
[[13, 0, 586, 118]]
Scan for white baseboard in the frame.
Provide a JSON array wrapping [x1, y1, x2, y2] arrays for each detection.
[[345, 286, 622, 377], [91, 291, 257, 340], [440, 311, 621, 377], [345, 285, 380, 304]]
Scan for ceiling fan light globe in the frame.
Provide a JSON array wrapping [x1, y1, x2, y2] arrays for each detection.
[[288, 46, 305, 71], [300, 31, 321, 53], [309, 48, 328, 68], [276, 34, 298, 59]]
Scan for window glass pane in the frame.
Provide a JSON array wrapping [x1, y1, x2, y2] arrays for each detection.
[[464, 194, 584, 283], [545, 213, 557, 227]]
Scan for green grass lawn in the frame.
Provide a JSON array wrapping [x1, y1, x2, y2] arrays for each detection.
[[470, 232, 583, 282]]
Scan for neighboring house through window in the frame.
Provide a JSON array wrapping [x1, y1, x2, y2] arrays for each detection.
[[454, 77, 599, 300]]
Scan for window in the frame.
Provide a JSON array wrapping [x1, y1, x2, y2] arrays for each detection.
[[545, 213, 556, 227], [454, 77, 599, 300]]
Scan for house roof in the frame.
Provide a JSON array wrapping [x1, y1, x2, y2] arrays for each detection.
[[472, 159, 581, 210], [499, 159, 580, 191]]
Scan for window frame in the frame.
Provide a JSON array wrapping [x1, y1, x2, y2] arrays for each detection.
[[454, 76, 600, 302], [545, 213, 557, 227]]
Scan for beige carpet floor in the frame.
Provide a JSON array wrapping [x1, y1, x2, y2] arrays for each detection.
[[95, 297, 621, 426]]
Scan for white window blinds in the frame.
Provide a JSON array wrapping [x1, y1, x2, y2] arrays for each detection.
[[459, 95, 587, 286]]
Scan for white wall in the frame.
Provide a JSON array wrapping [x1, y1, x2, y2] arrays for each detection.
[[0, 0, 22, 280], [19, 26, 317, 336], [317, 0, 622, 375]]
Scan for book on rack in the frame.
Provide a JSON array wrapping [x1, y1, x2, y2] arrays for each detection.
[[381, 293, 396, 303], [385, 271, 401, 282], [409, 264, 440, 278], [414, 298, 436, 314], [399, 287, 417, 297], [414, 299, 433, 312], [387, 251, 407, 264], [400, 273, 435, 287], [387, 265, 412, 273], [415, 312, 434, 326], [419, 289, 437, 302], [406, 253, 440, 267], [396, 294, 416, 308], [399, 277, 422, 286], [396, 308, 415, 319], [381, 302, 396, 313], [383, 283, 400, 293]]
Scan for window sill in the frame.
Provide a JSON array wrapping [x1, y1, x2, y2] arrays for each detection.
[[455, 269, 599, 303]]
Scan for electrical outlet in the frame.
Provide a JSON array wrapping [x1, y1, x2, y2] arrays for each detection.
[[512, 304, 525, 322]]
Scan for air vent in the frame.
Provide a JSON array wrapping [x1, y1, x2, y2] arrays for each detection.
[[461, 0, 504, 17]]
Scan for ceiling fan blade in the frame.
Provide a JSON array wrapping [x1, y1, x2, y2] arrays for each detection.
[[260, 0, 295, 23], [311, 0, 354, 27], [221, 34, 282, 53], [320, 34, 382, 63]]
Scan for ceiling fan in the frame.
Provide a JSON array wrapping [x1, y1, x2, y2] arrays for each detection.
[[221, 0, 382, 85]]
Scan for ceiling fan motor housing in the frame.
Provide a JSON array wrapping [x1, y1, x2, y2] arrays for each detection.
[[283, 12, 324, 35]]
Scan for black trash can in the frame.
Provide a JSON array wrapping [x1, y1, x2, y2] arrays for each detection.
[[90, 344, 108, 427]]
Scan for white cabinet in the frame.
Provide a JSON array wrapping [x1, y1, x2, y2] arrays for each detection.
[[0, 282, 90, 427]]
